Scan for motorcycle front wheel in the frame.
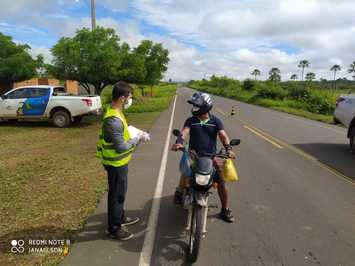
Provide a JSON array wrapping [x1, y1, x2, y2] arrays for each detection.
[[187, 204, 204, 263]]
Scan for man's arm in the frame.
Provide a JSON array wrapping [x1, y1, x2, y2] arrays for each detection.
[[177, 127, 190, 143], [171, 127, 189, 150], [218, 130, 230, 147], [104, 117, 140, 153], [218, 130, 236, 159]]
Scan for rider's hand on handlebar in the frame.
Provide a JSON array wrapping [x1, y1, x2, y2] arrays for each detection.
[[227, 150, 236, 159], [171, 143, 184, 151]]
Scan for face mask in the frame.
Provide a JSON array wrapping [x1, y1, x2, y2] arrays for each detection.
[[124, 98, 133, 109], [191, 106, 200, 116]]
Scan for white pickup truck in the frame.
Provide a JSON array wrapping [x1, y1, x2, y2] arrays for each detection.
[[0, 85, 102, 127], [334, 94, 355, 153]]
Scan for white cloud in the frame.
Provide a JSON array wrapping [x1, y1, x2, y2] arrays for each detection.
[[1, 0, 355, 81], [29, 46, 53, 63], [128, 0, 355, 80]]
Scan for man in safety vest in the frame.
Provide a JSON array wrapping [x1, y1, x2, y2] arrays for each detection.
[[96, 81, 143, 241]]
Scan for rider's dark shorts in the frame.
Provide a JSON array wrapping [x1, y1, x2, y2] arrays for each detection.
[[213, 170, 225, 186]]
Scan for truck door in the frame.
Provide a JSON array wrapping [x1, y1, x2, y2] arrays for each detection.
[[0, 88, 29, 118], [22, 87, 51, 116]]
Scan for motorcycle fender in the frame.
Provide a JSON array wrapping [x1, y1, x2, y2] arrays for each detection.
[[194, 193, 208, 207]]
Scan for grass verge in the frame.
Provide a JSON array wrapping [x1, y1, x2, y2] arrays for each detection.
[[191, 85, 334, 124]]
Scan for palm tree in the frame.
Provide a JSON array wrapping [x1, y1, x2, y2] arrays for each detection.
[[330, 64, 341, 89], [305, 72, 316, 83], [269, 68, 281, 82], [251, 69, 261, 80], [290, 74, 298, 80], [298, 60, 309, 81], [348, 61, 355, 80]]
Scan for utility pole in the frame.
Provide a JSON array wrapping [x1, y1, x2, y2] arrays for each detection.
[[91, 0, 96, 30]]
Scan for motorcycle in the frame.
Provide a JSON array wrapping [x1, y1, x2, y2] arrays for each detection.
[[172, 129, 240, 263]]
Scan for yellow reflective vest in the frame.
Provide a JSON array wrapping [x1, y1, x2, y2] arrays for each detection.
[[96, 106, 134, 167]]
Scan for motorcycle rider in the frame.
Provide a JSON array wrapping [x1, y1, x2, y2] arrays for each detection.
[[171, 92, 236, 223]]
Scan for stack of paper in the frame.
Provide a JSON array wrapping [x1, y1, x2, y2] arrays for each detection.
[[128, 125, 150, 142]]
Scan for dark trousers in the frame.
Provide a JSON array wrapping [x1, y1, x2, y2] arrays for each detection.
[[104, 164, 128, 233]]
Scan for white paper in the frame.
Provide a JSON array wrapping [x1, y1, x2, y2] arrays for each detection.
[[128, 125, 150, 142], [128, 125, 142, 139]]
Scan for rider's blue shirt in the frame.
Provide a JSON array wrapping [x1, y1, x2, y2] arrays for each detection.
[[183, 114, 224, 156]]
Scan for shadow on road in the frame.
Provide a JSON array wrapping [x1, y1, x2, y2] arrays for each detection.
[[66, 195, 192, 265], [294, 143, 355, 179], [71, 202, 153, 255]]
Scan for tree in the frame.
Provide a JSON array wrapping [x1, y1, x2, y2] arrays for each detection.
[[298, 60, 309, 81], [251, 69, 261, 80], [116, 43, 146, 84], [330, 64, 341, 89], [268, 68, 281, 82], [0, 32, 40, 92], [348, 61, 355, 80], [51, 27, 131, 95], [290, 74, 298, 80], [134, 40, 169, 96], [305, 72, 316, 83]]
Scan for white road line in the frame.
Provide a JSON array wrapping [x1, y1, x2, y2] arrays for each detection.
[[138, 95, 177, 266]]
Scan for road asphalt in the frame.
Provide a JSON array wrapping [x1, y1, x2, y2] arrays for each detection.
[[61, 87, 355, 266]]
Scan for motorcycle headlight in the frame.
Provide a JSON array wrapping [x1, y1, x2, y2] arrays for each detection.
[[195, 174, 211, 186]]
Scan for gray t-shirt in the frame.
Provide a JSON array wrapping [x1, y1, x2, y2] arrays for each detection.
[[103, 117, 140, 153]]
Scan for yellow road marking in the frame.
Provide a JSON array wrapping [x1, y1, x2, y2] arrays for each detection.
[[244, 125, 284, 149], [216, 105, 355, 186], [215, 107, 228, 117]]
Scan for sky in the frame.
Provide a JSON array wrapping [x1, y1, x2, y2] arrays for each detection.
[[0, 0, 355, 81]]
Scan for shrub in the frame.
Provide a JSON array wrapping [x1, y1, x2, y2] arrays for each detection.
[[255, 83, 287, 100], [287, 85, 310, 101], [243, 79, 256, 91], [303, 90, 335, 115]]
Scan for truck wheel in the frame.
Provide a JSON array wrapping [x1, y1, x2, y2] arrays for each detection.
[[52, 110, 71, 128], [350, 127, 355, 154]]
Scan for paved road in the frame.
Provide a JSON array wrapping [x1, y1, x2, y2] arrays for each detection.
[[62, 87, 355, 266]]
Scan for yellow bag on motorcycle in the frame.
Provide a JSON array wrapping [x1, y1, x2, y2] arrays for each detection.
[[221, 159, 239, 182]]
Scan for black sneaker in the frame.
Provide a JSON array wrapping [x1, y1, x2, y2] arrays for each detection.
[[174, 190, 183, 205], [121, 217, 140, 226], [219, 208, 235, 223], [107, 226, 133, 241]]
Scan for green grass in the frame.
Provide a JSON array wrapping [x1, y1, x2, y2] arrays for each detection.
[[0, 84, 176, 266], [271, 106, 333, 123]]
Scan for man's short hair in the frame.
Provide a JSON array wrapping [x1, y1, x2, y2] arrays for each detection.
[[112, 81, 132, 101]]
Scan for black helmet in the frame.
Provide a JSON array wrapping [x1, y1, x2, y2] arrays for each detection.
[[188, 92, 213, 116]]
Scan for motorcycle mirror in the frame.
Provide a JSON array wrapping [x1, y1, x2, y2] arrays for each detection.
[[172, 129, 182, 137], [230, 139, 241, 146]]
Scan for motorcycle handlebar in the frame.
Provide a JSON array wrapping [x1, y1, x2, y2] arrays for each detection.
[[174, 146, 230, 159]]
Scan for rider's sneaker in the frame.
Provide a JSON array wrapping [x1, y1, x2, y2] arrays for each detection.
[[174, 189, 183, 205], [219, 208, 235, 223], [121, 217, 140, 226], [107, 226, 134, 241]]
